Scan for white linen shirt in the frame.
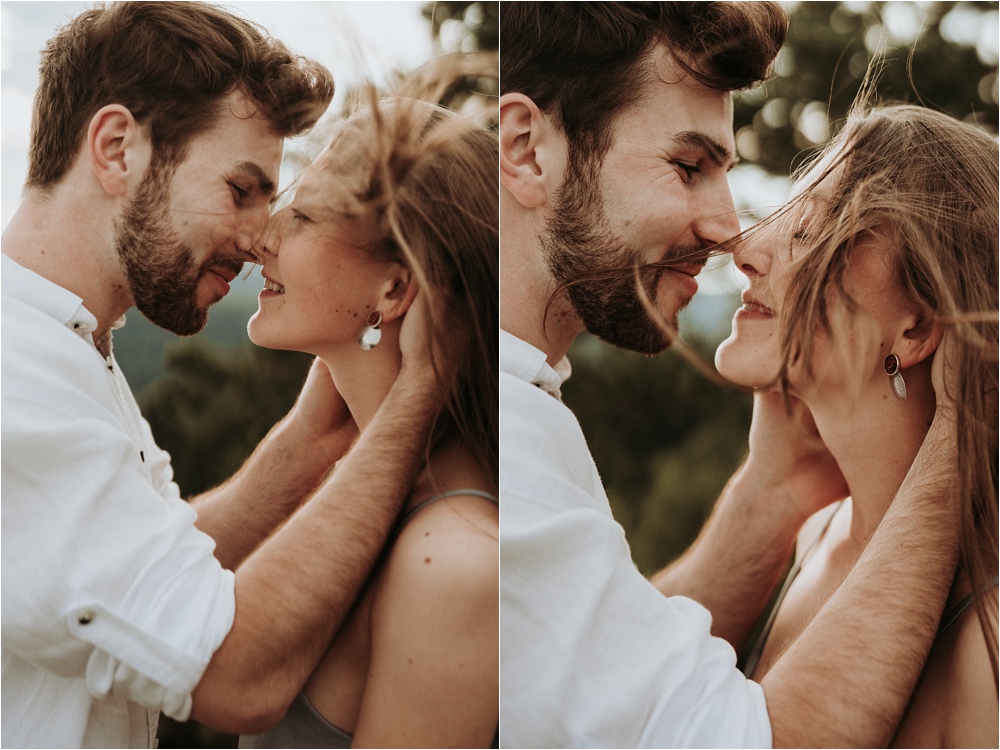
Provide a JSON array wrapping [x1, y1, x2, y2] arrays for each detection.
[[499, 329, 771, 748], [2, 255, 237, 749]]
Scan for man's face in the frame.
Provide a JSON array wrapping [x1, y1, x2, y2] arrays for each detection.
[[115, 91, 283, 335], [541, 47, 740, 354]]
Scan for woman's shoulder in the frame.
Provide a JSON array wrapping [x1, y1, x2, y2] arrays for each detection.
[[375, 490, 498, 613], [893, 585, 998, 748]]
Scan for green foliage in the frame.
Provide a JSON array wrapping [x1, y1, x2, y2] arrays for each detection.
[[561, 335, 753, 575], [139, 341, 313, 496]]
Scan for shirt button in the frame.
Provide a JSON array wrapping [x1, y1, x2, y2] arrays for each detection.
[[77, 612, 94, 625]]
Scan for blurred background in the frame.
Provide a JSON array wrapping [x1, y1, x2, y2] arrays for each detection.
[[1, 0, 997, 746]]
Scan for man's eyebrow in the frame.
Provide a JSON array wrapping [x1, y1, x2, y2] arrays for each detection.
[[233, 161, 277, 195], [673, 131, 739, 171]]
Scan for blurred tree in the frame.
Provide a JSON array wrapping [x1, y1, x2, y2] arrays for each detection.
[[562, 335, 753, 576], [423, 1, 499, 52], [139, 342, 314, 496], [420, 1, 498, 119], [734, 1, 998, 175]]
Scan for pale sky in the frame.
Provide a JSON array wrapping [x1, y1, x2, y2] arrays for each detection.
[[1, 1, 437, 229]]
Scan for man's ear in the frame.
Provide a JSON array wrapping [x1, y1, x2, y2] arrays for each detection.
[[499, 93, 561, 210], [88, 105, 148, 197], [896, 311, 943, 368], [377, 265, 418, 324]]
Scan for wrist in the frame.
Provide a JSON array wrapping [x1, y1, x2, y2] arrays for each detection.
[[733, 458, 816, 531], [270, 414, 355, 477]]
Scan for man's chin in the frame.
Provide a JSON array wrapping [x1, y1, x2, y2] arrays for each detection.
[[138, 301, 208, 337], [591, 319, 675, 355]]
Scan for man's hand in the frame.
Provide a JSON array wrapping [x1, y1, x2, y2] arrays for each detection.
[[742, 388, 848, 525], [399, 288, 465, 387], [285, 358, 359, 466]]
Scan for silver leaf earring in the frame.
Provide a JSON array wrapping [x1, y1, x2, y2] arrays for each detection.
[[884, 354, 906, 401], [358, 311, 383, 350]]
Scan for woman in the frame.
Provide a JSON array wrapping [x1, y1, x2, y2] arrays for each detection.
[[239, 70, 499, 747], [716, 102, 998, 747]]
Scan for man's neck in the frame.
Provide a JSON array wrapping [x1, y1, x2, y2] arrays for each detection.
[[499, 221, 583, 367], [3, 186, 130, 341]]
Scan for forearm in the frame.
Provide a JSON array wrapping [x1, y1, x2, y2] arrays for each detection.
[[763, 417, 959, 748], [190, 416, 352, 571], [190, 366, 438, 733], [651, 464, 808, 649]]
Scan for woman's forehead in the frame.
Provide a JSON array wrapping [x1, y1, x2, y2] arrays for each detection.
[[294, 132, 372, 218]]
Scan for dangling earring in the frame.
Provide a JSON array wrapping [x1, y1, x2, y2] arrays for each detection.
[[884, 354, 907, 401], [358, 311, 383, 350]]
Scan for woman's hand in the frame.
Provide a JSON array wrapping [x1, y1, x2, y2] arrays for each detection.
[[744, 388, 849, 523]]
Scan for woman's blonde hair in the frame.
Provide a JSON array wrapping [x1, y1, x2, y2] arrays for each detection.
[[306, 54, 498, 484], [774, 102, 999, 680]]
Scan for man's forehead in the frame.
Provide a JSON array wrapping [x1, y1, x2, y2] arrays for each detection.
[[627, 45, 737, 158]]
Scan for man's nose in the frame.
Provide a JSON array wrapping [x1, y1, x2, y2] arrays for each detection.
[[692, 183, 741, 248], [235, 206, 271, 259]]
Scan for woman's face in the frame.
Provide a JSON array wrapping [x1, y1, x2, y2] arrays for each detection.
[[247, 137, 399, 356], [715, 156, 915, 406]]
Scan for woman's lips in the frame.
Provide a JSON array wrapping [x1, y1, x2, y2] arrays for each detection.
[[737, 292, 775, 319]]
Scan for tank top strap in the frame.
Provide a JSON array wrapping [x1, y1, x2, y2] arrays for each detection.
[[937, 575, 1000, 638], [394, 488, 499, 535], [741, 500, 844, 677]]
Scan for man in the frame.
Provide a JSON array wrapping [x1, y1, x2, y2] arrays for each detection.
[[2, 4, 439, 747], [499, 3, 962, 746]]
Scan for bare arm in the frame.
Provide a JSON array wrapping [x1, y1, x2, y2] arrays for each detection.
[[762, 402, 959, 747], [189, 360, 439, 733], [190, 358, 358, 571], [652, 390, 849, 648]]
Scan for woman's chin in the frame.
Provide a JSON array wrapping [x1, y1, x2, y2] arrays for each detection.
[[715, 337, 779, 388], [246, 316, 280, 350]]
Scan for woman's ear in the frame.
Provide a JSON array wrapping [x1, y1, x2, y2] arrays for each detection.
[[499, 93, 561, 210], [377, 265, 417, 324], [897, 311, 943, 368], [88, 105, 148, 197]]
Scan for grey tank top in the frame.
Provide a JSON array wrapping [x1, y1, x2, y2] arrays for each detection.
[[239, 489, 499, 749]]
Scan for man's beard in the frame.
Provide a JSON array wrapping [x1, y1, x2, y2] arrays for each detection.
[[540, 160, 676, 355], [114, 163, 238, 336]]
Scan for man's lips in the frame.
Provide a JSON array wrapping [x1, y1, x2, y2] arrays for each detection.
[[206, 258, 244, 283], [668, 262, 704, 278]]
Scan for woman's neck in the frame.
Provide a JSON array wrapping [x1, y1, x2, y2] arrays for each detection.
[[808, 358, 937, 551], [319, 330, 403, 433]]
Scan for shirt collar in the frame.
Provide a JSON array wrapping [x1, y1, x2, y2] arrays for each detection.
[[2, 254, 126, 344], [499, 328, 572, 399]]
